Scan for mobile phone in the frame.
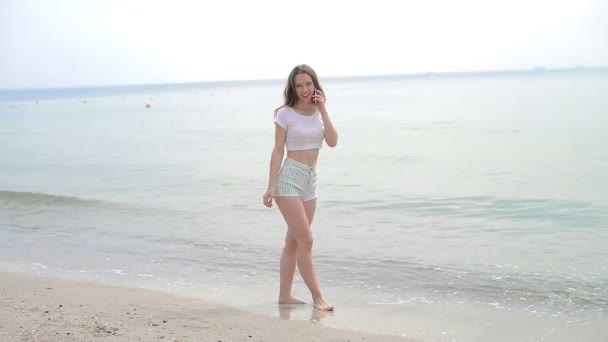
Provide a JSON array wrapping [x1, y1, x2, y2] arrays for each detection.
[[313, 90, 316, 103]]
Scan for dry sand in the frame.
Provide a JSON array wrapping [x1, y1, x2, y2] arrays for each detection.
[[0, 271, 415, 341]]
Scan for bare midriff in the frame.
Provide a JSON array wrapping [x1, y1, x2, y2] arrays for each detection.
[[287, 149, 320, 166]]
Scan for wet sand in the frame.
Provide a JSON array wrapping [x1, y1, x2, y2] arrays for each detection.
[[0, 271, 416, 341]]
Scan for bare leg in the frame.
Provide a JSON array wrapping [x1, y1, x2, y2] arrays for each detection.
[[278, 198, 317, 304], [278, 231, 306, 304], [276, 197, 333, 311]]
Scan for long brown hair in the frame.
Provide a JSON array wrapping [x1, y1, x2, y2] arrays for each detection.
[[274, 64, 325, 115]]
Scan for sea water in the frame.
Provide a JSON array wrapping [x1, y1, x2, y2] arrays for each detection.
[[1, 69, 607, 341]]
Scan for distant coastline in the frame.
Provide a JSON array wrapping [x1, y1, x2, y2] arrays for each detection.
[[323, 65, 608, 83], [1, 66, 607, 100]]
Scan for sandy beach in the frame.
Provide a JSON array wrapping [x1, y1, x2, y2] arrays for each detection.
[[0, 271, 415, 342]]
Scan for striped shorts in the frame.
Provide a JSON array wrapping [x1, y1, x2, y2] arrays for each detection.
[[275, 158, 319, 201]]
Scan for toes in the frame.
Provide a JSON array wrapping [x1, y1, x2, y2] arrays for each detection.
[[313, 303, 334, 311]]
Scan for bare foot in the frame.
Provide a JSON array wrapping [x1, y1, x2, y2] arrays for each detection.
[[313, 296, 334, 311], [278, 296, 307, 304]]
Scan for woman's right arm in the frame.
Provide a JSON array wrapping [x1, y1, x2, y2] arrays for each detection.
[[263, 123, 286, 207]]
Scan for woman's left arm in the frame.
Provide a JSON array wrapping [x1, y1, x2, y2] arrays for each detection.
[[320, 110, 338, 148], [315, 89, 338, 148]]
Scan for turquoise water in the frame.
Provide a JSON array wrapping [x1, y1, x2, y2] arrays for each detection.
[[1, 70, 607, 341]]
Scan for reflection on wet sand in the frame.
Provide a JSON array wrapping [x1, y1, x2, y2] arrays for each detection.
[[279, 304, 334, 322]]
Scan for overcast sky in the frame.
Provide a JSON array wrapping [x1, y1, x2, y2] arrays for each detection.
[[1, 0, 606, 89]]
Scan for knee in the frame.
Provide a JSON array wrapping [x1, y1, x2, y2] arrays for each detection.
[[296, 236, 314, 252], [284, 238, 298, 252]]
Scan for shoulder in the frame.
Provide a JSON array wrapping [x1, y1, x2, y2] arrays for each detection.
[[274, 106, 293, 128], [275, 106, 293, 117]]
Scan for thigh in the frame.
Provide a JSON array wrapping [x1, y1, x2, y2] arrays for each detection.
[[276, 196, 312, 241], [303, 198, 317, 226], [284, 198, 316, 243]]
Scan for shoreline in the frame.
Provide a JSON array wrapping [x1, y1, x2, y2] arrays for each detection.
[[0, 270, 416, 341]]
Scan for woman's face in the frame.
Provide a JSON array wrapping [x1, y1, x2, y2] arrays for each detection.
[[293, 72, 315, 104]]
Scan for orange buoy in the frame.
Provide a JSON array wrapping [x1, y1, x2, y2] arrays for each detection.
[[146, 103, 151, 108]]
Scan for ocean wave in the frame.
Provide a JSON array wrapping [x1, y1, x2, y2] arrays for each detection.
[[0, 190, 103, 208], [325, 195, 608, 224], [318, 254, 608, 316]]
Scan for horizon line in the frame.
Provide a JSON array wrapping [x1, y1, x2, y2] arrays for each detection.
[[2, 65, 607, 92]]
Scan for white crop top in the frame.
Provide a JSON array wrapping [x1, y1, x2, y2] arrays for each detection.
[[274, 106, 324, 151]]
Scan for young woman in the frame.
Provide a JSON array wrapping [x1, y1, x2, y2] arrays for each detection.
[[262, 64, 338, 311]]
